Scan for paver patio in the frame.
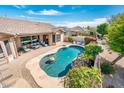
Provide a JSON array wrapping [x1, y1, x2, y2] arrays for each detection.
[[0, 42, 69, 88]]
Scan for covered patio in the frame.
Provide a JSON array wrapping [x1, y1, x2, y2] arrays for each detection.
[[15, 31, 63, 54]]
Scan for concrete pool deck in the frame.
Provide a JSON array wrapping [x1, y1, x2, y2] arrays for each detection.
[[0, 42, 70, 88], [26, 46, 65, 88]]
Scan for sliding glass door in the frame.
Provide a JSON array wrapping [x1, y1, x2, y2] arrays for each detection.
[[4, 40, 12, 56], [0, 45, 4, 60]]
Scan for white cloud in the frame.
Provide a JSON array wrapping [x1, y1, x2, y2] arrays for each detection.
[[26, 9, 63, 16], [55, 18, 108, 27], [95, 18, 108, 22], [19, 15, 33, 19], [18, 15, 44, 20], [26, 10, 35, 15], [13, 5, 25, 9], [41, 9, 62, 15]]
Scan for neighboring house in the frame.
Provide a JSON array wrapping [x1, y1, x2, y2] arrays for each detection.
[[64, 26, 87, 36], [0, 17, 64, 63], [64, 26, 97, 37], [69, 26, 84, 36]]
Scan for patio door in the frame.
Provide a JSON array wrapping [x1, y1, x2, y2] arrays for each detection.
[[0, 45, 4, 63], [4, 40, 13, 62]]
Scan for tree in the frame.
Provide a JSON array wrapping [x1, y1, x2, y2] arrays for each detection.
[[81, 43, 103, 67], [64, 67, 102, 88], [108, 13, 124, 55], [86, 26, 96, 36], [97, 23, 109, 37], [81, 43, 103, 60], [87, 26, 90, 30]]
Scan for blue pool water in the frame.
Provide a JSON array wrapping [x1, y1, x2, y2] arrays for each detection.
[[39, 45, 84, 77]]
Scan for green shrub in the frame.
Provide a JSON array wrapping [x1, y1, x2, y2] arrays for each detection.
[[84, 36, 97, 44], [68, 37, 74, 43], [64, 67, 102, 88], [17, 47, 25, 52], [101, 62, 115, 74]]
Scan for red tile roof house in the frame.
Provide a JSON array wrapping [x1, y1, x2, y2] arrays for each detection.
[[0, 17, 64, 63]]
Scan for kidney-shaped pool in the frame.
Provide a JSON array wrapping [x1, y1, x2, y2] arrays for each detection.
[[39, 45, 84, 77]]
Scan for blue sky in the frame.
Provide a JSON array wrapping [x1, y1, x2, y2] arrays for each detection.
[[0, 5, 124, 27]]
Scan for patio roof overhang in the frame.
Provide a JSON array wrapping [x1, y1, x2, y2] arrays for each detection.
[[0, 32, 14, 40], [15, 30, 63, 37]]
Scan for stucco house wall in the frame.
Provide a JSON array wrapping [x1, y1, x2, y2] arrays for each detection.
[[0, 17, 64, 63]]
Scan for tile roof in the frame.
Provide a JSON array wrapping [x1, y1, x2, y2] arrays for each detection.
[[0, 17, 57, 35], [70, 26, 84, 32]]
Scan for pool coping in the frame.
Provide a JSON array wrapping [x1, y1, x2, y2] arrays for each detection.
[[26, 46, 65, 88], [26, 44, 83, 88]]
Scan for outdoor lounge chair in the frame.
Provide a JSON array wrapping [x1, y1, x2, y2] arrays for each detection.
[[76, 41, 84, 45], [31, 42, 41, 49], [79, 41, 85, 45], [22, 46, 31, 52], [40, 42, 48, 47]]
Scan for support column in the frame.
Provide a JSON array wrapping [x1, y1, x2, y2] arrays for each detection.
[[39, 34, 43, 42], [48, 34, 53, 46], [61, 33, 64, 42], [30, 36, 33, 46], [9, 38, 18, 58], [15, 37, 21, 47], [0, 41, 9, 63]]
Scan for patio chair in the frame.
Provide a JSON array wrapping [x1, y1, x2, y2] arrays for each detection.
[[40, 42, 48, 47], [23, 46, 31, 52], [44, 43, 48, 47], [79, 41, 85, 45], [36, 42, 41, 46], [31, 42, 41, 49]]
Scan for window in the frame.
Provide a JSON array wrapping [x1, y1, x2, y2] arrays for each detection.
[[56, 34, 61, 42], [21, 36, 31, 42], [21, 36, 31, 45], [32, 36, 38, 42]]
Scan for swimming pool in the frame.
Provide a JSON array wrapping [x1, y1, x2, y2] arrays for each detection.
[[39, 45, 84, 77]]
